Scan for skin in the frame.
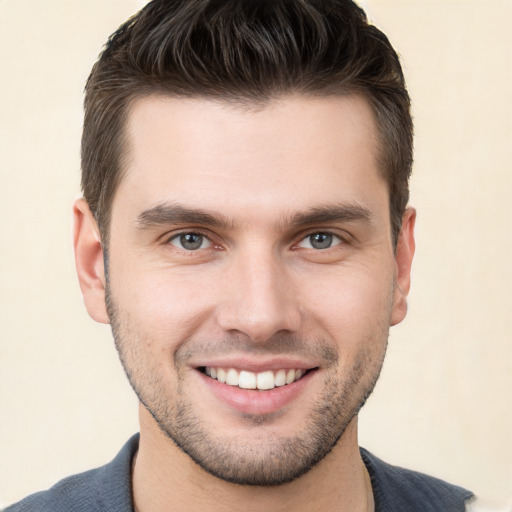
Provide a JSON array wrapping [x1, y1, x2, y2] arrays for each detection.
[[74, 94, 415, 512]]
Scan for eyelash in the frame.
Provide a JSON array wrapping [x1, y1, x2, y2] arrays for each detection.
[[165, 229, 347, 252], [294, 230, 346, 250], [166, 230, 215, 252]]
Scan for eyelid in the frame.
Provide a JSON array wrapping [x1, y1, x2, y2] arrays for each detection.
[[293, 229, 347, 250], [161, 227, 349, 251], [164, 229, 217, 250], [171, 233, 212, 249], [163, 226, 210, 241]]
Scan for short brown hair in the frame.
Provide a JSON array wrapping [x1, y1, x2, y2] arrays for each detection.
[[82, 0, 413, 244]]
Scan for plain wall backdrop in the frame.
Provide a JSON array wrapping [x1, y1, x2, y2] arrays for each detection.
[[1, 0, 511, 507]]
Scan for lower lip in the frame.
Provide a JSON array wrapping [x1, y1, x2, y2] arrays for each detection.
[[197, 369, 316, 415]]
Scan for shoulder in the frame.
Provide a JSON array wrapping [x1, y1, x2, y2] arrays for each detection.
[[360, 448, 474, 512], [3, 434, 139, 512], [3, 467, 104, 512]]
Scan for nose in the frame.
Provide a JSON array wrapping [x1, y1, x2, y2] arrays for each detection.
[[215, 246, 302, 343]]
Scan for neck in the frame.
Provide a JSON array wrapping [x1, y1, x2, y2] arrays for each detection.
[[132, 406, 373, 512]]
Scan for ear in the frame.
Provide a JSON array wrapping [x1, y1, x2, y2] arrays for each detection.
[[73, 198, 109, 324], [390, 207, 416, 326]]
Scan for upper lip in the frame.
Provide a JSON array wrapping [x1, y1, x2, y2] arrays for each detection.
[[192, 356, 318, 373]]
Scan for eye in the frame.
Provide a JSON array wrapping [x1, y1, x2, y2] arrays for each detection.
[[169, 233, 212, 251], [297, 232, 343, 250]]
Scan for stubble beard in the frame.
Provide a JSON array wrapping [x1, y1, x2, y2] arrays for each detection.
[[106, 286, 389, 486]]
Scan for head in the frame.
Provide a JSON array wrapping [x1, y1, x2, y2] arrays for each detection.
[[75, 0, 415, 488], [81, 0, 413, 246]]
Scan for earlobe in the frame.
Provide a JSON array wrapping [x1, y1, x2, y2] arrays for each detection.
[[73, 198, 110, 324], [390, 207, 416, 326]]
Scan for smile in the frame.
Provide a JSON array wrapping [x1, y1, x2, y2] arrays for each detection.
[[197, 364, 319, 415], [202, 367, 311, 390]]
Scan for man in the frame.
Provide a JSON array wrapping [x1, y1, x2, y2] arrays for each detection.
[[5, 0, 475, 510]]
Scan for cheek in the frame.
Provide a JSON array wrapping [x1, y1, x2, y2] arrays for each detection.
[[110, 260, 220, 344], [301, 266, 395, 344]]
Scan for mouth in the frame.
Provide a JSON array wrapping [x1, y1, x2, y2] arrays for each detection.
[[194, 358, 320, 415], [199, 366, 317, 391]]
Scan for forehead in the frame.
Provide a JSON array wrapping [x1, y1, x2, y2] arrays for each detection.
[[113, 94, 387, 227]]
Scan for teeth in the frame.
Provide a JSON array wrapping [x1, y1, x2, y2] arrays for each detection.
[[204, 366, 307, 390], [275, 369, 286, 387], [239, 370, 257, 389], [286, 369, 295, 384], [226, 368, 239, 386], [257, 371, 275, 390]]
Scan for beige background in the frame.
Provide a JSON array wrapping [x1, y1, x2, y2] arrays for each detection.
[[0, 0, 511, 508]]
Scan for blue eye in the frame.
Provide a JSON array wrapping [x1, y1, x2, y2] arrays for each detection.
[[297, 232, 342, 250], [169, 233, 211, 251]]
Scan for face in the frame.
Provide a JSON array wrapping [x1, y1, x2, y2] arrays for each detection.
[[76, 94, 414, 486]]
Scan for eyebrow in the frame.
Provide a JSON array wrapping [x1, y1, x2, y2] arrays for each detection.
[[136, 203, 235, 230], [287, 204, 373, 228], [135, 202, 373, 231]]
